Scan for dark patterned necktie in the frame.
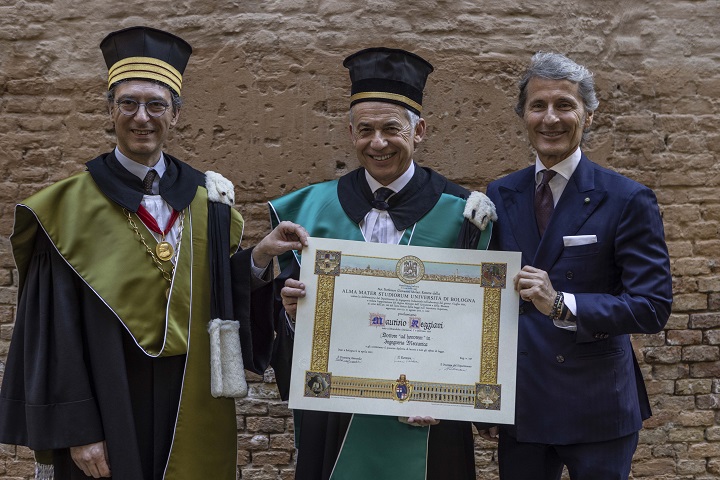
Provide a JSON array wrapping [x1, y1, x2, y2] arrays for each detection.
[[371, 187, 394, 210], [370, 187, 395, 243], [142, 169, 157, 195], [534, 169, 557, 237]]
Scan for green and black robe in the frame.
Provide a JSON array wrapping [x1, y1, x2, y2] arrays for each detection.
[[268, 166, 493, 480], [0, 151, 273, 480]]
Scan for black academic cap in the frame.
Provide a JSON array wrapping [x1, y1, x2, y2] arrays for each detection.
[[343, 47, 434, 116], [100, 26, 192, 95]]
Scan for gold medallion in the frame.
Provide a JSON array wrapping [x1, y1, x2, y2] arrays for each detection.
[[156, 241, 174, 261]]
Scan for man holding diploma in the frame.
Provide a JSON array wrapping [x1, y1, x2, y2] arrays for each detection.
[[486, 52, 672, 479], [267, 48, 497, 479]]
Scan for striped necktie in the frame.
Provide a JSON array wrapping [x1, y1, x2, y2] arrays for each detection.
[[534, 169, 557, 236]]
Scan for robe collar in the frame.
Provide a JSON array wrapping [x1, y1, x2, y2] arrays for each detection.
[[86, 150, 204, 212], [337, 166, 446, 231]]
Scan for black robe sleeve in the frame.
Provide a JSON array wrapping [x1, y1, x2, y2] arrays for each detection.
[[207, 199, 274, 376], [0, 230, 104, 450], [268, 260, 301, 401], [230, 248, 275, 375]]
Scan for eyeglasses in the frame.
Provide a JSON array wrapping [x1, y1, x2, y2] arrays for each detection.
[[115, 99, 170, 117]]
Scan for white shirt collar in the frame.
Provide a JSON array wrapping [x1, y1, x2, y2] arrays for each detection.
[[534, 147, 581, 182], [114, 146, 167, 181], [535, 147, 582, 182], [365, 161, 416, 194]]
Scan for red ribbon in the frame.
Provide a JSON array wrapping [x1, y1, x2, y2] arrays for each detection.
[[135, 205, 180, 236]]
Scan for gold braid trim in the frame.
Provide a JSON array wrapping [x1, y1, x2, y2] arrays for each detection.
[[108, 56, 183, 93], [350, 91, 422, 113]]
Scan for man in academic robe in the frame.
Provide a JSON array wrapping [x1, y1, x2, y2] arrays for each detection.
[[0, 26, 307, 480], [485, 52, 672, 479], [268, 47, 497, 480]]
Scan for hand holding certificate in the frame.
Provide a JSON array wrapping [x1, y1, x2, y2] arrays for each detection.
[[288, 237, 521, 424]]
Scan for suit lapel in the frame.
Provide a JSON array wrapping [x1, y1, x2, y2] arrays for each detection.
[[498, 166, 540, 265], [532, 155, 606, 271]]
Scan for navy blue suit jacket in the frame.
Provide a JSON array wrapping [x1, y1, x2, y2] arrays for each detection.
[[486, 154, 672, 445]]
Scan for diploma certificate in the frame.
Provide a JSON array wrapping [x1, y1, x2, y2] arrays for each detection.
[[288, 237, 521, 424]]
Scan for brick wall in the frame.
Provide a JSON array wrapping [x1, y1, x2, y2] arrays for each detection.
[[1, 0, 718, 478]]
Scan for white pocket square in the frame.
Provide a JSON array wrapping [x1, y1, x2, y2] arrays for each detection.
[[563, 235, 597, 246]]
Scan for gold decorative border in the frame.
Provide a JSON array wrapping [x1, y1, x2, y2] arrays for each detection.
[[309, 250, 344, 371], [310, 275, 335, 371], [480, 286, 501, 384]]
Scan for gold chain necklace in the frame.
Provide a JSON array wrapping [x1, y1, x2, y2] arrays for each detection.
[[124, 208, 185, 287]]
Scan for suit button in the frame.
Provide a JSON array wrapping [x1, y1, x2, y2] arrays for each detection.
[[556, 355, 565, 363], [566, 271, 574, 279], [519, 305, 525, 315]]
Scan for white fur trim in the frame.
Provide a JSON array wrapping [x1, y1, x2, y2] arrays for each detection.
[[205, 171, 235, 206], [463, 191, 497, 231], [35, 463, 54, 480], [208, 319, 248, 398]]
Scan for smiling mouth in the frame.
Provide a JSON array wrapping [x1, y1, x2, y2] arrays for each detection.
[[132, 130, 153, 136], [540, 131, 565, 138], [369, 153, 395, 161]]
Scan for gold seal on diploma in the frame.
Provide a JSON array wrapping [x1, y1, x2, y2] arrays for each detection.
[[391, 374, 413, 402], [156, 241, 174, 261], [396, 256, 425, 284]]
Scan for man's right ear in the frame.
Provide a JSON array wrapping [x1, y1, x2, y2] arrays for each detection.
[[348, 123, 355, 143]]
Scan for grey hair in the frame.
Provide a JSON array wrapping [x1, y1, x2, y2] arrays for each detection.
[[406, 109, 420, 132], [515, 52, 599, 117], [349, 105, 420, 133], [107, 78, 183, 115]]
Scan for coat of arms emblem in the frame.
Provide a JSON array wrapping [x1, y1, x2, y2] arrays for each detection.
[[391, 374, 413, 402], [395, 256, 425, 284], [315, 250, 341, 276]]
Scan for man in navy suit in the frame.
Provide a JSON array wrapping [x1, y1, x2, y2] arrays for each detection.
[[486, 52, 672, 479]]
